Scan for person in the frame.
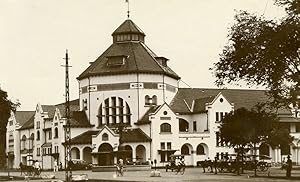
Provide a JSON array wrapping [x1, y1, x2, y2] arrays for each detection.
[[19, 162, 24, 175], [59, 162, 63, 170], [214, 156, 218, 174], [33, 160, 41, 176], [286, 155, 292, 177], [116, 158, 124, 176], [53, 159, 58, 172]]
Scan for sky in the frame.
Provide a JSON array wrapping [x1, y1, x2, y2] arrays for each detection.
[[0, 0, 286, 110]]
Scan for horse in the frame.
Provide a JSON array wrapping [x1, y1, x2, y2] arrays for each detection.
[[198, 160, 213, 173], [20, 164, 35, 176]]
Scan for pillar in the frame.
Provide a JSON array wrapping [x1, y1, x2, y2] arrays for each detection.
[[191, 150, 196, 166]]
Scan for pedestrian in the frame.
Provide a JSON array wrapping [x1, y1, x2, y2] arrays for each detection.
[[59, 162, 63, 170], [214, 156, 218, 174], [19, 162, 23, 175], [53, 159, 58, 172], [286, 155, 292, 177]]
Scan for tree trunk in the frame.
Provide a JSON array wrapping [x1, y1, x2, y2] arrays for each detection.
[[0, 127, 7, 169], [254, 144, 257, 177]]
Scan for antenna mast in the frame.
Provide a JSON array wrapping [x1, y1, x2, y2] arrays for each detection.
[[62, 50, 72, 181]]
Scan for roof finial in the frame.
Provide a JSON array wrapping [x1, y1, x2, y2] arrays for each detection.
[[125, 0, 130, 18]]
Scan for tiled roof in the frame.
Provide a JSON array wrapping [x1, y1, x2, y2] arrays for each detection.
[[170, 88, 276, 114], [41, 99, 79, 119], [15, 111, 35, 127], [193, 97, 215, 113], [78, 42, 179, 80], [69, 111, 94, 128], [121, 128, 152, 143], [112, 19, 145, 36], [136, 105, 161, 125], [19, 114, 34, 130], [66, 130, 99, 145]]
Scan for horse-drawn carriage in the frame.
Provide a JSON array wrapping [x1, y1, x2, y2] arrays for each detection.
[[20, 160, 41, 176], [198, 154, 272, 173]]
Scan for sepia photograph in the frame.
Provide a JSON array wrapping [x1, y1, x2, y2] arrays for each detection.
[[0, 0, 299, 181]]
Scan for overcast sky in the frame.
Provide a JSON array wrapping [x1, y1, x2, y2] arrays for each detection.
[[0, 0, 285, 110]]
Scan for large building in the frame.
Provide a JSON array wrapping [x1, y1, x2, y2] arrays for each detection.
[[6, 19, 300, 169]]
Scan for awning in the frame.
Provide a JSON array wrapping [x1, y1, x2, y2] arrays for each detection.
[[157, 149, 178, 154]]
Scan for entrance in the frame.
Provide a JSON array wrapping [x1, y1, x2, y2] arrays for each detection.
[[98, 143, 113, 166]]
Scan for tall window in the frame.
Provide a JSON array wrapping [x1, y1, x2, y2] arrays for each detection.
[[49, 129, 52, 140], [179, 119, 189, 132], [160, 123, 171, 133], [37, 148, 40, 156], [98, 97, 131, 126], [36, 121, 40, 129], [54, 127, 58, 138], [296, 123, 300, 133], [36, 131, 40, 141], [193, 121, 197, 132]]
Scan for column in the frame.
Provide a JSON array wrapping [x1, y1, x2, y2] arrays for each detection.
[[191, 150, 196, 166], [80, 148, 84, 160], [132, 146, 137, 163]]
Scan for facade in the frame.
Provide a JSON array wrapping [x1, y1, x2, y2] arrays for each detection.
[[6, 19, 300, 169]]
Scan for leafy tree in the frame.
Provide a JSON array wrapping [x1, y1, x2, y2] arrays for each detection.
[[0, 89, 19, 168], [213, 0, 300, 107], [220, 106, 293, 176]]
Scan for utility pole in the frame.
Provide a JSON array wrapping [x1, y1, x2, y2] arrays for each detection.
[[62, 50, 72, 181]]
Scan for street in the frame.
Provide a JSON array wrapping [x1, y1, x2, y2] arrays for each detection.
[[1, 167, 300, 182]]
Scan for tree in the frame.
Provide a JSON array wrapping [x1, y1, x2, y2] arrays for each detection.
[[220, 106, 293, 176], [213, 0, 300, 107], [0, 89, 19, 168]]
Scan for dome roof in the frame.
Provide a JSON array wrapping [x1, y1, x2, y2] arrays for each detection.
[[77, 19, 180, 80]]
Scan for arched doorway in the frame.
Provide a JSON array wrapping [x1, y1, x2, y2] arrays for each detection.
[[136, 145, 146, 164], [71, 147, 80, 159], [124, 145, 133, 163], [98, 143, 113, 166], [83, 147, 92, 163], [196, 143, 208, 156], [181, 144, 193, 155], [259, 143, 270, 156]]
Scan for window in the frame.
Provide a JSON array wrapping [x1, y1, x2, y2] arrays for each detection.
[[216, 112, 219, 122], [9, 120, 13, 126], [98, 97, 131, 126], [82, 99, 88, 110], [216, 132, 224, 147], [181, 145, 189, 155], [37, 148, 40, 156], [193, 121, 197, 132], [102, 133, 109, 141], [54, 127, 58, 138], [49, 129, 52, 140], [54, 146, 59, 153], [36, 131, 40, 141], [160, 142, 165, 150], [196, 145, 205, 155], [167, 142, 171, 150], [145, 95, 157, 106], [179, 119, 189, 132], [36, 121, 40, 129], [160, 123, 171, 133]]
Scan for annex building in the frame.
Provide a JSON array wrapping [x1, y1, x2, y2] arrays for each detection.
[[6, 19, 300, 170]]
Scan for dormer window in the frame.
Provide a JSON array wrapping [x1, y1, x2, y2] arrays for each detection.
[[107, 55, 128, 66], [145, 95, 157, 106]]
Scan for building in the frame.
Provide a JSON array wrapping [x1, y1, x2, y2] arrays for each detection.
[[6, 18, 300, 169]]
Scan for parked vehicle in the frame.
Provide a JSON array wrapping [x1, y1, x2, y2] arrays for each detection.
[[68, 159, 92, 170]]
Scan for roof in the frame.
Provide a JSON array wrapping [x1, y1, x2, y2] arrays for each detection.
[[170, 88, 278, 114], [15, 111, 35, 127], [121, 128, 152, 143], [136, 105, 161, 125], [193, 97, 215, 113], [78, 42, 179, 80], [78, 19, 180, 80], [19, 115, 34, 130], [41, 99, 79, 119], [68, 111, 94, 128], [112, 19, 145, 36], [66, 130, 99, 145]]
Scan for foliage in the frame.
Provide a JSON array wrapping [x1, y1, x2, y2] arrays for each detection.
[[220, 106, 293, 148], [213, 0, 300, 107], [0, 88, 19, 168]]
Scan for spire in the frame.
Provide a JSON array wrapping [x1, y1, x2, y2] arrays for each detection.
[[125, 0, 130, 19]]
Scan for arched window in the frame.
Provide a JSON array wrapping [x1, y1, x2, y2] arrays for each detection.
[[98, 97, 131, 126], [54, 127, 58, 138], [259, 143, 270, 156], [181, 145, 189, 155], [179, 119, 189, 132], [160, 123, 171, 133], [152, 95, 157, 105], [102, 133, 109, 141], [36, 131, 40, 141], [145, 95, 150, 105], [196, 144, 205, 155]]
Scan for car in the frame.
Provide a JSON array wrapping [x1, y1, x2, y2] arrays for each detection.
[[68, 159, 92, 170]]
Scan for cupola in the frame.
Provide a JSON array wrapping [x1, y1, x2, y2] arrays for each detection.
[[112, 19, 145, 43]]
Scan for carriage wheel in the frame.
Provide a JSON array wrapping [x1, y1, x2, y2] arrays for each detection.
[[180, 166, 185, 175]]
